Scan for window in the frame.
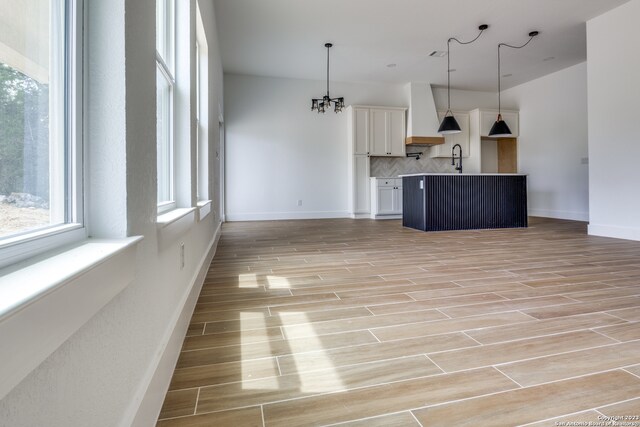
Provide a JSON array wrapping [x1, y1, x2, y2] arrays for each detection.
[[0, 0, 84, 268], [195, 40, 200, 200], [156, 0, 175, 213], [195, 5, 209, 202]]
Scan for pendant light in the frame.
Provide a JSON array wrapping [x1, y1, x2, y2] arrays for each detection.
[[438, 24, 489, 134], [311, 43, 345, 114], [489, 31, 539, 137]]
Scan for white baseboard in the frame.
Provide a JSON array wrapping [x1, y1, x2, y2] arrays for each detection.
[[125, 222, 222, 427], [588, 223, 640, 242], [529, 209, 589, 222], [370, 214, 402, 220], [226, 211, 349, 221]]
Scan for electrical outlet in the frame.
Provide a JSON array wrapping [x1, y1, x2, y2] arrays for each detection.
[[297, 200, 303, 206], [581, 157, 589, 165], [180, 243, 185, 270]]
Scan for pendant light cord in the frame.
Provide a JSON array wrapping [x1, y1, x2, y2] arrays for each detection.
[[498, 45, 501, 114], [326, 45, 330, 97], [497, 32, 538, 115], [446, 26, 488, 112]]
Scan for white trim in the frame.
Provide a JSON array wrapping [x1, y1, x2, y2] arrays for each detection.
[[157, 207, 197, 228], [528, 209, 589, 222], [0, 236, 143, 400], [127, 222, 222, 427], [219, 119, 225, 223], [351, 213, 372, 219], [70, 0, 85, 230], [588, 223, 640, 242], [197, 200, 212, 222], [370, 214, 402, 220], [226, 211, 350, 221], [157, 208, 197, 251], [0, 225, 85, 270]]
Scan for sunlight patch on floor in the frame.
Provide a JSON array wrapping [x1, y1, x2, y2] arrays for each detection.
[[240, 311, 279, 390], [266, 275, 292, 289], [237, 273, 261, 288], [280, 312, 346, 393]]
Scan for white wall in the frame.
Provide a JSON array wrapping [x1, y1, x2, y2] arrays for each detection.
[[481, 139, 499, 173], [501, 62, 589, 221], [587, 0, 640, 240], [224, 74, 407, 220], [0, 1, 224, 426], [432, 87, 497, 112], [225, 70, 588, 222]]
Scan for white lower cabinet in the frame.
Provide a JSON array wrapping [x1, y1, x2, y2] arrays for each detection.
[[370, 178, 402, 219]]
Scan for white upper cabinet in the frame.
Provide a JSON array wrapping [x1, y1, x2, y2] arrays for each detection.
[[369, 107, 407, 157], [431, 112, 470, 158], [370, 109, 388, 156], [353, 107, 370, 155], [480, 110, 519, 137], [388, 109, 406, 156]]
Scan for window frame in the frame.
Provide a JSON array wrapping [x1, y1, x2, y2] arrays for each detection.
[[195, 5, 209, 203], [0, 0, 85, 270], [156, 0, 176, 215]]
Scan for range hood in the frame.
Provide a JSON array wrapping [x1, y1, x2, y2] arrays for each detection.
[[404, 82, 445, 146]]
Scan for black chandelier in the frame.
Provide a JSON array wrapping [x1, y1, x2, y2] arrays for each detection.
[[311, 43, 345, 113], [438, 25, 489, 134], [489, 31, 539, 137]]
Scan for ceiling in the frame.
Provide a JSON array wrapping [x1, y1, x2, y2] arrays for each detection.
[[212, 0, 630, 91]]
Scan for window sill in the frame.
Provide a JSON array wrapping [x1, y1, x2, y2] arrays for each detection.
[[157, 208, 196, 249], [157, 207, 197, 229], [197, 200, 212, 222], [0, 236, 143, 400], [0, 224, 86, 270]]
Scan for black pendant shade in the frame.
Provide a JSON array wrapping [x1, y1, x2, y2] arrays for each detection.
[[438, 113, 462, 134], [488, 114, 512, 137], [438, 25, 488, 135]]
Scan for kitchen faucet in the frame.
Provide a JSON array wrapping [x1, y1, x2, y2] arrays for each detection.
[[451, 143, 463, 173]]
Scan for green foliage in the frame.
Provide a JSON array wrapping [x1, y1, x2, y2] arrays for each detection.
[[0, 63, 49, 198]]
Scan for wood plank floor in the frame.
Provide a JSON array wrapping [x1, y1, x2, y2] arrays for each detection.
[[156, 217, 640, 426]]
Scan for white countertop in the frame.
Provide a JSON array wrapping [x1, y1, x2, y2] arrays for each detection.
[[398, 173, 527, 177]]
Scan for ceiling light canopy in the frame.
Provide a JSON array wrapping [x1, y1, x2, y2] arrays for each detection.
[[489, 31, 539, 137], [311, 43, 345, 114], [438, 24, 489, 135]]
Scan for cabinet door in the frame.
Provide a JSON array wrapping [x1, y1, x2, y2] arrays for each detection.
[[388, 109, 406, 156], [500, 112, 519, 137], [393, 186, 403, 214], [369, 109, 388, 156], [353, 108, 370, 155], [354, 155, 370, 213], [377, 186, 395, 214]]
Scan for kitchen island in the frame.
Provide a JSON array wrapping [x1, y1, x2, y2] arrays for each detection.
[[401, 173, 528, 232]]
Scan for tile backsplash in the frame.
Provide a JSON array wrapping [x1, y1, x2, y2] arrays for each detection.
[[370, 147, 457, 177]]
